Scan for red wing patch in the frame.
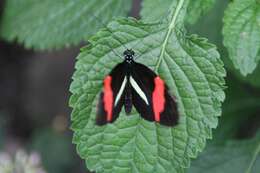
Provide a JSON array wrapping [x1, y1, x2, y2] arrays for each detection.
[[103, 75, 113, 122], [96, 62, 127, 125], [152, 76, 165, 122]]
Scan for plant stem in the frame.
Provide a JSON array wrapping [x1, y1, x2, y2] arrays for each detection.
[[155, 0, 185, 73]]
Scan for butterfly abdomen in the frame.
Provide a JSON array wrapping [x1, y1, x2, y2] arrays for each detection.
[[124, 83, 132, 114]]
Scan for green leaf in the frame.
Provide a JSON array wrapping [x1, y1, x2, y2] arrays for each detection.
[[223, 0, 260, 76], [0, 0, 131, 50], [70, 0, 225, 172], [188, 133, 260, 173], [141, 0, 215, 24]]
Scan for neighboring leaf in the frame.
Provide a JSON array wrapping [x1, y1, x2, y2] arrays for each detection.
[[188, 0, 260, 88], [186, 0, 215, 24], [0, 0, 131, 50], [69, 0, 226, 172], [223, 0, 260, 76], [188, 133, 260, 173], [141, 0, 215, 24]]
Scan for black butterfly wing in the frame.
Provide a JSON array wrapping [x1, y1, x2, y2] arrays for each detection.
[[130, 63, 155, 121], [131, 62, 178, 126], [96, 62, 127, 125]]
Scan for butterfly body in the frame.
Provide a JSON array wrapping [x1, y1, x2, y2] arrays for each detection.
[[96, 49, 178, 126]]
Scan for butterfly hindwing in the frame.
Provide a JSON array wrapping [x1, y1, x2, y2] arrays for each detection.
[[96, 62, 127, 125], [131, 62, 179, 126], [159, 88, 178, 126]]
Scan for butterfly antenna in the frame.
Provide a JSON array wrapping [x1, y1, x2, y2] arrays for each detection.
[[92, 15, 130, 53]]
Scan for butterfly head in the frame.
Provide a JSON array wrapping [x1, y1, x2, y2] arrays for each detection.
[[123, 49, 135, 63]]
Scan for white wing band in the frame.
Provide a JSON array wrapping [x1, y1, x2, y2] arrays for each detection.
[[114, 76, 127, 106], [130, 76, 149, 105]]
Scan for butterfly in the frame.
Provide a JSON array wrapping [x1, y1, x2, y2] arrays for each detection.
[[96, 48, 179, 126]]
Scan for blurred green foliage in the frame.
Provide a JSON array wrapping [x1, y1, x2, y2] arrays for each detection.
[[0, 0, 131, 49], [0, 0, 259, 173], [189, 133, 260, 173], [29, 129, 78, 173], [223, 0, 260, 76], [186, 1, 260, 171], [188, 0, 260, 140]]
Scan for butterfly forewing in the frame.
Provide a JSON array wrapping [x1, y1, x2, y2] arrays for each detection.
[[130, 63, 155, 122], [96, 62, 127, 125], [131, 62, 178, 126]]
